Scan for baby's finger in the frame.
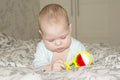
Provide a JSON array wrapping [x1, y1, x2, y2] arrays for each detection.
[[56, 61, 66, 69], [60, 64, 66, 69], [57, 60, 66, 69]]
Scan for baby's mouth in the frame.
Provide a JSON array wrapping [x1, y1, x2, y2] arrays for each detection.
[[56, 48, 64, 52]]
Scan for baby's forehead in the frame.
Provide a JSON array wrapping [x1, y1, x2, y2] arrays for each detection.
[[42, 27, 69, 40], [41, 22, 68, 32], [40, 17, 68, 28], [40, 22, 69, 36]]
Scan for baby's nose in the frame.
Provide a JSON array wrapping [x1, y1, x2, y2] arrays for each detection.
[[55, 40, 62, 46]]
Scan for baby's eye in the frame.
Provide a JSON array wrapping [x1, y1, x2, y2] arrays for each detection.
[[61, 36, 66, 39], [48, 39, 54, 42]]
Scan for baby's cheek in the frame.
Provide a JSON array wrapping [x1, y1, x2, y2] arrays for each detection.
[[44, 42, 54, 50], [64, 39, 71, 48]]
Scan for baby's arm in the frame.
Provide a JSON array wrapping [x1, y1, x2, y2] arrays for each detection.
[[33, 42, 65, 71], [52, 59, 66, 71], [33, 42, 50, 68], [41, 59, 66, 71], [40, 64, 52, 72]]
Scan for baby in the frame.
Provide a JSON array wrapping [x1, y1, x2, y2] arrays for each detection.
[[33, 4, 85, 71]]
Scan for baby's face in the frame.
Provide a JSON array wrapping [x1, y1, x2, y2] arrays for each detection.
[[40, 22, 71, 53]]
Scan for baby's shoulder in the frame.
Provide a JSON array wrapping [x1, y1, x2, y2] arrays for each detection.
[[37, 40, 44, 46], [37, 40, 46, 50], [71, 38, 83, 46], [70, 38, 85, 52]]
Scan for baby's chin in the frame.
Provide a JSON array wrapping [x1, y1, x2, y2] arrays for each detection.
[[51, 49, 63, 53], [55, 49, 64, 53]]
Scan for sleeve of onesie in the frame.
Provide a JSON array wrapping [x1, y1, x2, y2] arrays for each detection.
[[73, 38, 86, 52], [70, 38, 86, 58], [32, 42, 50, 67], [77, 41, 86, 51]]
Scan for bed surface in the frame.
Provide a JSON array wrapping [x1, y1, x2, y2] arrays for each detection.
[[0, 32, 120, 80]]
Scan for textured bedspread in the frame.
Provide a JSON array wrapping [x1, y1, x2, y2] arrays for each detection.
[[0, 65, 120, 80], [0, 32, 120, 80]]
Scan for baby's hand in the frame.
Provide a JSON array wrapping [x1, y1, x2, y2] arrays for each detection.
[[52, 59, 66, 71]]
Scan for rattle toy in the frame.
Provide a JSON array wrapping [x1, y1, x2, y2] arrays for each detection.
[[64, 51, 93, 70]]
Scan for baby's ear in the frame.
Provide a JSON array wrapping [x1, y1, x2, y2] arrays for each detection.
[[69, 24, 72, 32], [39, 30, 42, 34]]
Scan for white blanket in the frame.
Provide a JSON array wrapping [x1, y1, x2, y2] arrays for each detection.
[[0, 32, 120, 80]]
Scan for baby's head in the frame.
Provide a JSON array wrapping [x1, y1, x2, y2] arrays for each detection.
[[39, 4, 72, 52]]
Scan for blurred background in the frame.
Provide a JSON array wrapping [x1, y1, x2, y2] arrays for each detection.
[[0, 0, 120, 46]]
